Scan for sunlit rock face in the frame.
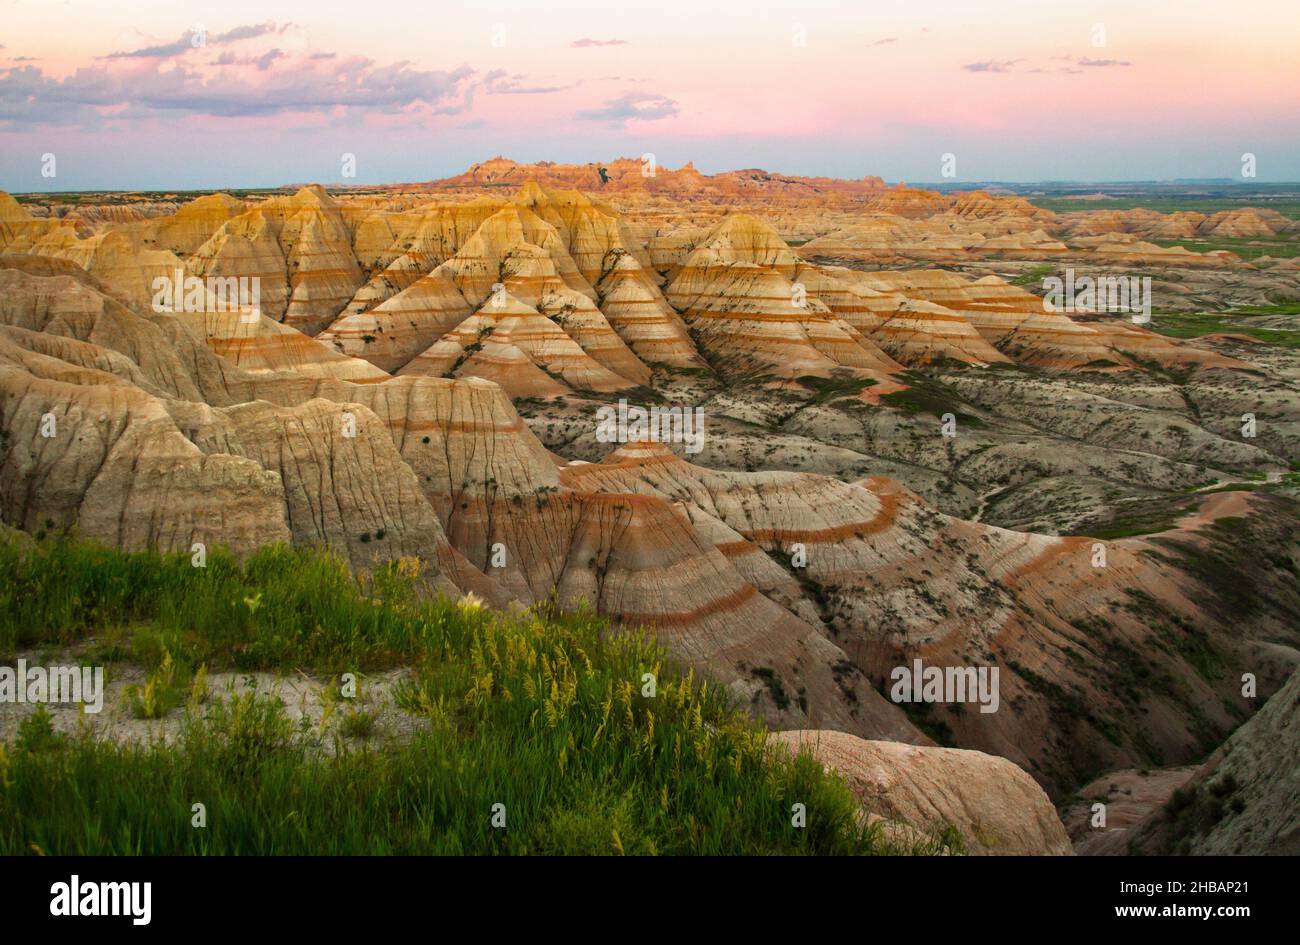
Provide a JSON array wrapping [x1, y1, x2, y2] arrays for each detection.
[[4, 169, 1299, 804]]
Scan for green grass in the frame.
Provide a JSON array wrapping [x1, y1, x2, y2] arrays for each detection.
[[797, 374, 877, 405], [0, 538, 444, 673], [124, 650, 192, 719], [338, 706, 379, 740], [1145, 774, 1245, 855], [1228, 301, 1300, 316], [1148, 311, 1300, 349], [1081, 511, 1191, 540], [880, 371, 988, 427], [1066, 491, 1202, 540], [1149, 236, 1300, 261], [1010, 264, 1055, 287], [0, 535, 948, 855], [1142, 537, 1265, 621]]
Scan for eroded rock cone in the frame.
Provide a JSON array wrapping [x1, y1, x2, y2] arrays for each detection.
[[666, 215, 899, 379]]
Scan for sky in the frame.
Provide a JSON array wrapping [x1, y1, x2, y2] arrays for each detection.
[[1, 0, 1297, 190]]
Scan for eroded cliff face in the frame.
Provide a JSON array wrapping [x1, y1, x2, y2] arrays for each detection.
[[0, 262, 918, 741], [1075, 667, 1300, 856], [3, 174, 1299, 807]]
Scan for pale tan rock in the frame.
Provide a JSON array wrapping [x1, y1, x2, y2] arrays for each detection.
[[863, 299, 1010, 366], [439, 204, 596, 306], [177, 307, 390, 383], [0, 193, 32, 224], [645, 225, 708, 271], [318, 264, 470, 372], [147, 193, 245, 256], [1068, 233, 1238, 268], [1198, 208, 1289, 238], [770, 730, 1073, 855], [190, 208, 292, 326], [666, 215, 898, 379], [0, 267, 231, 404], [341, 251, 438, 316], [30, 228, 192, 314], [456, 336, 572, 398], [190, 187, 364, 334], [534, 282, 652, 384], [864, 187, 952, 219], [396, 312, 497, 378], [1062, 766, 1198, 855], [350, 197, 506, 271], [0, 361, 291, 555], [483, 295, 635, 392], [516, 180, 655, 283], [597, 251, 708, 369], [0, 193, 65, 253]]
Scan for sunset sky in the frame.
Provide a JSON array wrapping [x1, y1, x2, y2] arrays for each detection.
[[2, 0, 1297, 189]]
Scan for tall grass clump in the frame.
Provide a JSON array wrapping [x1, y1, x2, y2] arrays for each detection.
[[0, 533, 948, 855], [0, 536, 429, 672]]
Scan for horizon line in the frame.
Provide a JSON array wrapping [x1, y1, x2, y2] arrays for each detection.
[[9, 177, 1300, 197]]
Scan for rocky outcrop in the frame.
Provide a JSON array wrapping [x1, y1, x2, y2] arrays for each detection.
[[5, 174, 1298, 827], [1068, 234, 1239, 268], [318, 265, 471, 372], [1059, 207, 1292, 242], [770, 730, 1073, 855], [318, 197, 653, 387], [864, 188, 952, 219], [666, 215, 900, 379], [29, 228, 192, 315], [0, 262, 917, 740], [418, 157, 890, 200], [1199, 208, 1293, 238], [146, 193, 246, 257], [0, 266, 478, 596], [178, 306, 390, 383], [516, 181, 655, 283], [189, 186, 365, 334], [0, 193, 67, 254], [1117, 668, 1300, 855], [0, 358, 291, 555], [557, 440, 1300, 794]]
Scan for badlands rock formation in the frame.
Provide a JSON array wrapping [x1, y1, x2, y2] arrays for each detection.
[[1056, 206, 1296, 240], [553, 439, 1300, 792], [1112, 667, 1300, 855], [596, 251, 708, 369], [416, 156, 890, 200], [3, 168, 1299, 835], [771, 729, 1072, 855], [187, 185, 365, 334], [0, 259, 919, 740], [664, 214, 902, 380], [318, 194, 657, 388]]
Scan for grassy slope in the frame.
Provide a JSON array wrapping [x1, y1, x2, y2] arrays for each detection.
[[1149, 306, 1300, 349], [0, 536, 944, 855], [1148, 236, 1300, 261]]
